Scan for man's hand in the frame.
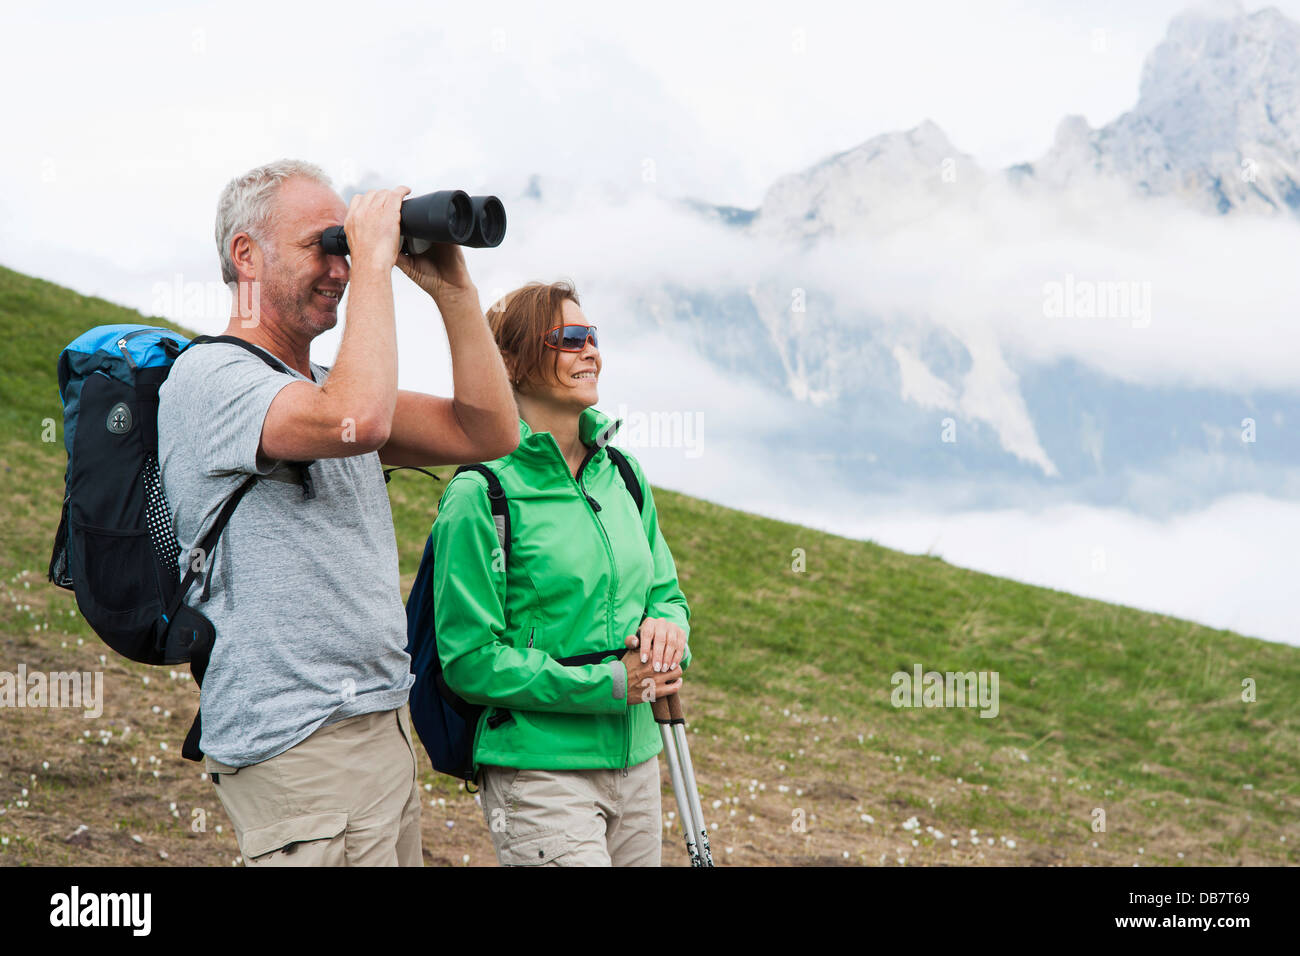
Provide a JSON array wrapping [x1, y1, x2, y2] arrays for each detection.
[[344, 187, 409, 274], [621, 632, 683, 705], [397, 241, 475, 303], [632, 617, 686, 674]]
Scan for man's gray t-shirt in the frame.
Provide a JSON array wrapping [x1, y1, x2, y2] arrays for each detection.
[[157, 340, 413, 767]]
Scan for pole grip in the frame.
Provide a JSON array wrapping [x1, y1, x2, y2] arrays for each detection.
[[651, 695, 671, 722], [667, 692, 684, 722]]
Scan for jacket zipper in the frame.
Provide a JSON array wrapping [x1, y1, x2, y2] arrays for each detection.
[[567, 438, 631, 775]]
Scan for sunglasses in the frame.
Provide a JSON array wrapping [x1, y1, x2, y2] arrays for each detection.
[[542, 324, 599, 352]]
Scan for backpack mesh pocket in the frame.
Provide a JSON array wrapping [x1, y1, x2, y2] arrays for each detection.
[[143, 453, 181, 590]]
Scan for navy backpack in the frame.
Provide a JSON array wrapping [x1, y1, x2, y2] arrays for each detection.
[[48, 324, 312, 760]]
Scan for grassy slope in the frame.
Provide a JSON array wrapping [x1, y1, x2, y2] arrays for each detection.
[[1, 262, 1296, 867]]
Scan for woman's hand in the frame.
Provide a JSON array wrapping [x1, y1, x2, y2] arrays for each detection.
[[632, 617, 687, 673], [621, 633, 682, 704]]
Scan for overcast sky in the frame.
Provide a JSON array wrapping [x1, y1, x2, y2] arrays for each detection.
[[2, 0, 1296, 645], [0, 1, 1272, 241], [3, 0, 1291, 291]]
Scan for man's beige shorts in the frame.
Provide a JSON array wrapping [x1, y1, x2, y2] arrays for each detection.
[[204, 705, 423, 867], [478, 757, 662, 866]]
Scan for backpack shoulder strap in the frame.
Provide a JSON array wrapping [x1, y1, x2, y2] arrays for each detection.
[[184, 334, 292, 375], [181, 334, 316, 500], [452, 464, 511, 563], [383, 466, 442, 484], [165, 474, 259, 615], [168, 335, 313, 762], [604, 446, 645, 514]]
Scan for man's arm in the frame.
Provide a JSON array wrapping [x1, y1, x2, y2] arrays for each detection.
[[378, 290, 519, 466], [259, 188, 406, 462]]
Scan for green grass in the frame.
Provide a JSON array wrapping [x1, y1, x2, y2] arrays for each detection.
[[2, 261, 1297, 866]]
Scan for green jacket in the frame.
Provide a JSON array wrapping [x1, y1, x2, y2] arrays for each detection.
[[430, 406, 692, 771]]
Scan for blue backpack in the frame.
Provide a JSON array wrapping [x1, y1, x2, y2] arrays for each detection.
[[405, 452, 644, 783], [48, 324, 312, 760]]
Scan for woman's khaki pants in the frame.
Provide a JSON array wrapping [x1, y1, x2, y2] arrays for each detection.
[[478, 756, 662, 866]]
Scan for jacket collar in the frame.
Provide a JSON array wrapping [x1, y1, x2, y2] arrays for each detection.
[[511, 407, 622, 465]]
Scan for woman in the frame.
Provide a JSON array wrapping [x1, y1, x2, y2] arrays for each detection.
[[430, 280, 692, 866]]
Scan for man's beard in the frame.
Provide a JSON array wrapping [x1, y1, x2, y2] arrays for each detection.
[[260, 245, 338, 336], [262, 272, 338, 336]]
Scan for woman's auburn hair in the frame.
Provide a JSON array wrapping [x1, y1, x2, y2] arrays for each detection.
[[486, 280, 582, 391]]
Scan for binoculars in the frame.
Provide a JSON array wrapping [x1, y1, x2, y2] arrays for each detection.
[[320, 190, 506, 255]]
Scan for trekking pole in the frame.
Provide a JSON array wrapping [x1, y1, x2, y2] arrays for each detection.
[[652, 694, 700, 865], [667, 692, 714, 867], [652, 693, 714, 867]]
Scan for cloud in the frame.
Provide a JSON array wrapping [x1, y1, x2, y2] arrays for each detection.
[[834, 492, 1300, 647], [894, 344, 958, 408], [792, 176, 1300, 397]]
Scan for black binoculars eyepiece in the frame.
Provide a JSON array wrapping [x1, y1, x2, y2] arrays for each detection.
[[320, 190, 506, 256]]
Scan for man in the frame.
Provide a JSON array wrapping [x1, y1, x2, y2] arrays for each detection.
[[157, 159, 518, 866]]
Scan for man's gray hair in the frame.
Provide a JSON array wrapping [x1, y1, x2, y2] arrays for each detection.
[[215, 159, 332, 285]]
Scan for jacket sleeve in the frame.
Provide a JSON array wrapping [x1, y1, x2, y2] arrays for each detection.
[[627, 454, 693, 672], [431, 474, 630, 714]]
